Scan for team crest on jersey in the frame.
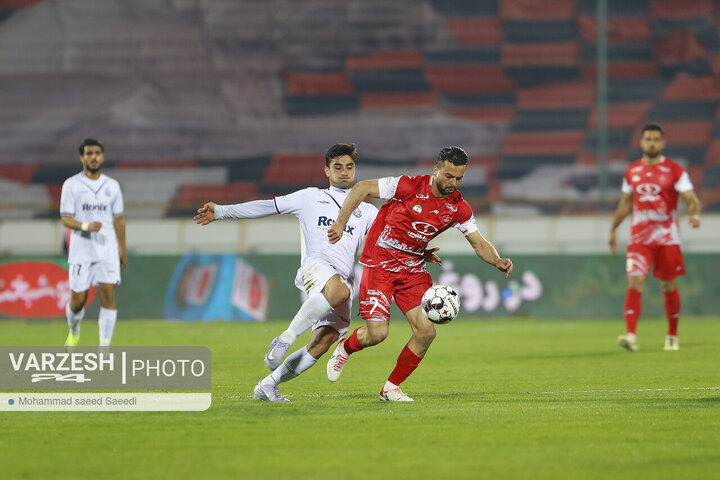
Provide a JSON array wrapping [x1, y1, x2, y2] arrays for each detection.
[[442, 214, 452, 225], [412, 205, 422, 214], [104, 188, 111, 197], [352, 208, 362, 218]]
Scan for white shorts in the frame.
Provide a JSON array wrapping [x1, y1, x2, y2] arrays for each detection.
[[69, 260, 121, 292], [296, 260, 353, 337]]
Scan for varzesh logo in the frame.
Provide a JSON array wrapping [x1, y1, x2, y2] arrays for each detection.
[[0, 262, 96, 318]]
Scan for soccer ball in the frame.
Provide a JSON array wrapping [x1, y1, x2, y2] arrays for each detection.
[[421, 285, 460, 324]]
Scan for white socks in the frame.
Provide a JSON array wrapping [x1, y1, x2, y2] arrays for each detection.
[[65, 303, 85, 336], [98, 307, 117, 346], [267, 347, 318, 385], [278, 292, 332, 344]]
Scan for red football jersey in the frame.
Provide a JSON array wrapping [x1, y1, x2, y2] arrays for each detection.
[[360, 175, 477, 273], [622, 157, 693, 246]]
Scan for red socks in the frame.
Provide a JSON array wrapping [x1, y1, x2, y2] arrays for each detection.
[[387, 345, 423, 387], [624, 289, 642, 334], [664, 289, 681, 336], [343, 327, 365, 354]]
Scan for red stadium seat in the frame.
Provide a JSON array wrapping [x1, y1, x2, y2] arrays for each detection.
[[502, 42, 579, 66], [346, 51, 424, 71], [500, 0, 574, 20], [446, 106, 515, 123], [360, 92, 438, 110], [263, 154, 328, 185], [175, 183, 257, 204], [661, 74, 720, 101], [517, 80, 595, 108], [577, 17, 653, 44], [284, 72, 354, 96], [503, 131, 585, 155], [446, 18, 502, 47], [425, 65, 515, 94], [590, 101, 653, 129], [649, 0, 715, 18], [0, 165, 37, 184]]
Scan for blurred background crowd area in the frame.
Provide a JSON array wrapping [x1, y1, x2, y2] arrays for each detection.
[[2, 0, 720, 220]]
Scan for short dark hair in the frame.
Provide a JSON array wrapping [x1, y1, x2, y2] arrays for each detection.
[[325, 143, 358, 166], [437, 146, 468, 167], [78, 138, 104, 155], [641, 123, 664, 137]]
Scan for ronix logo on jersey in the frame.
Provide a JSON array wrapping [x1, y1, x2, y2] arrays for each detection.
[[82, 204, 108, 212], [317, 216, 355, 235], [636, 183, 661, 202], [407, 221, 438, 242]]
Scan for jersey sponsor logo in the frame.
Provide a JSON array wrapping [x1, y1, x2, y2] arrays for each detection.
[[415, 193, 429, 200], [412, 205, 422, 214], [636, 183, 661, 202], [317, 216, 355, 235], [407, 221, 438, 242], [445, 203, 457, 212], [82, 203, 108, 212]]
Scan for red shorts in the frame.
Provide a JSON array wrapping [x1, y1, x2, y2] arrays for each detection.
[[358, 266, 432, 322], [626, 244, 686, 280]]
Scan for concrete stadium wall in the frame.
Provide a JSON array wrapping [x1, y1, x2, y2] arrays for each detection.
[[0, 215, 718, 256]]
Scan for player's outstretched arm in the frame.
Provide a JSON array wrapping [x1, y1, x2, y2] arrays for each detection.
[[465, 231, 513, 278], [195, 199, 279, 225], [609, 193, 633, 253], [61, 215, 102, 232], [682, 190, 701, 228], [328, 179, 380, 244], [113, 215, 127, 269]]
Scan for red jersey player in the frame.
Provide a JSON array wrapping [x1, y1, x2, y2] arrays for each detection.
[[610, 123, 701, 352], [326, 146, 513, 401]]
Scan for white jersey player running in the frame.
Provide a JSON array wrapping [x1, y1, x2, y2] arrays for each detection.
[[195, 144, 389, 401], [60, 138, 127, 348]]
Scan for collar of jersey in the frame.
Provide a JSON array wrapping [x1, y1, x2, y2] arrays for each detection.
[[328, 186, 350, 194]]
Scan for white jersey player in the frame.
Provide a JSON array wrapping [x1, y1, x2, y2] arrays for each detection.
[[60, 138, 127, 348], [194, 143, 387, 401]]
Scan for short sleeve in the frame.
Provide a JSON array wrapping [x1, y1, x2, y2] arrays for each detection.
[[621, 177, 633, 194], [59, 179, 75, 216], [364, 205, 379, 235], [378, 177, 401, 200], [274, 188, 309, 215], [112, 182, 124, 216], [674, 171, 693, 193], [454, 202, 478, 236]]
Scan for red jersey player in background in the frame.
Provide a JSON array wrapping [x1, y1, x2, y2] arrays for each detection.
[[326, 146, 513, 401], [610, 123, 701, 352]]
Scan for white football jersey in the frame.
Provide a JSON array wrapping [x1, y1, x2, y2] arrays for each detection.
[[60, 172, 124, 264], [274, 186, 378, 289]]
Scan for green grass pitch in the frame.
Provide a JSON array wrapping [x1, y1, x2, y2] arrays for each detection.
[[1, 317, 719, 480]]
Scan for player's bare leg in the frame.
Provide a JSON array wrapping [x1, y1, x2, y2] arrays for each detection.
[[265, 274, 350, 370], [98, 283, 118, 347], [619, 275, 645, 352], [661, 278, 680, 350], [65, 289, 89, 350], [381, 306, 437, 402], [326, 321, 388, 382], [255, 326, 340, 402]]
